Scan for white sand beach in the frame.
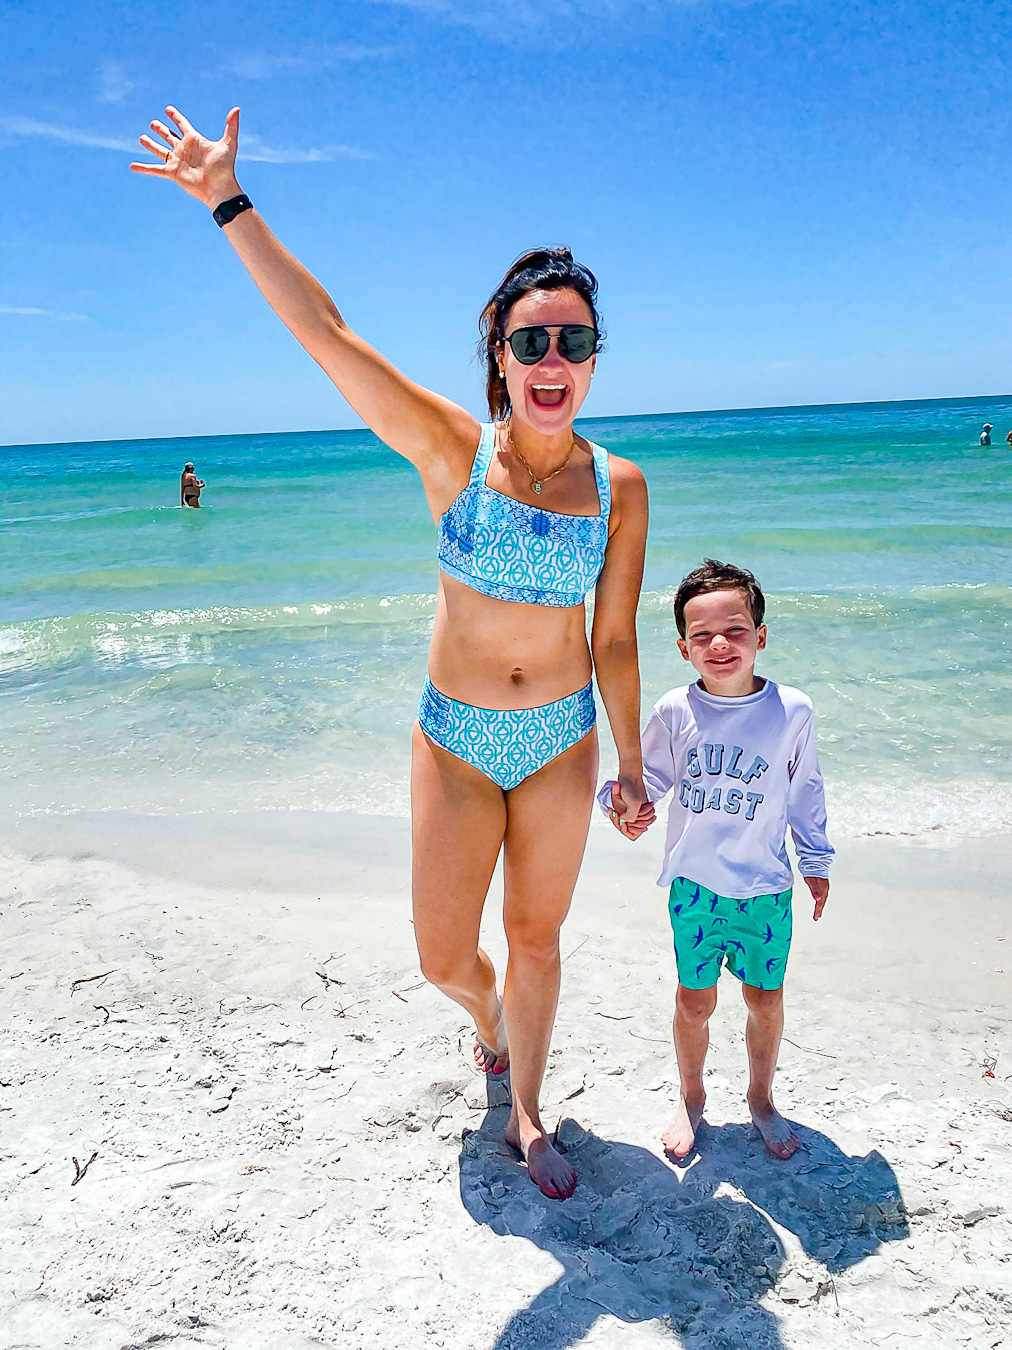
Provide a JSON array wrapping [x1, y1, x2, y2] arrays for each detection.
[[2, 813, 1009, 1349]]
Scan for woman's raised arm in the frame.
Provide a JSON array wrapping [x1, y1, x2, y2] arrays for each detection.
[[131, 106, 478, 487]]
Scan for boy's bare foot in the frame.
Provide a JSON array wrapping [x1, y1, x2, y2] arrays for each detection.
[[505, 1119, 577, 1200], [661, 1091, 705, 1159], [748, 1094, 800, 1159]]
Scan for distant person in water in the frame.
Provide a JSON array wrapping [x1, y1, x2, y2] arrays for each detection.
[[1006, 430, 1012, 448], [180, 463, 206, 507], [979, 424, 993, 447]]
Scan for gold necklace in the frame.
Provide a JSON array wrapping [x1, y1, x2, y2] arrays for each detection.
[[505, 421, 577, 495]]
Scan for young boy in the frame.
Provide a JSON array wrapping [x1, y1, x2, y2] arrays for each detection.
[[603, 559, 833, 1161]]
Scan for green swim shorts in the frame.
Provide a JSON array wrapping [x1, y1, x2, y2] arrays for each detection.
[[668, 876, 793, 991]]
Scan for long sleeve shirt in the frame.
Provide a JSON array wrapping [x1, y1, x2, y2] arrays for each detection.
[[599, 679, 834, 898]]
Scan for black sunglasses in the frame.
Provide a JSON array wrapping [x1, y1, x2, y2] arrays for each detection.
[[504, 324, 597, 365]]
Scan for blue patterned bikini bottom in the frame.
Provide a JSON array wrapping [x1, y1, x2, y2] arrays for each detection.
[[418, 677, 597, 790]]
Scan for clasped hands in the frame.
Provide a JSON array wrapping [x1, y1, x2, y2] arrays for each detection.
[[606, 780, 655, 840]]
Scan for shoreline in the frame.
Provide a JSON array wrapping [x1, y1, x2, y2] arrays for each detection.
[[2, 814, 1009, 1347]]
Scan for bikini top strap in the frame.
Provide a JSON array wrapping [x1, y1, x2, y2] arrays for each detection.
[[591, 442, 612, 520], [468, 422, 496, 487]]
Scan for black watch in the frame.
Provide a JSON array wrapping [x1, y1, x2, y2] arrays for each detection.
[[212, 193, 254, 228]]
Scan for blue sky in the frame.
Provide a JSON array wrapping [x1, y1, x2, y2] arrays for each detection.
[[1, 0, 1010, 445]]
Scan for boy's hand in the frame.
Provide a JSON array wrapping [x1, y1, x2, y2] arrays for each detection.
[[804, 876, 830, 920], [609, 780, 656, 840]]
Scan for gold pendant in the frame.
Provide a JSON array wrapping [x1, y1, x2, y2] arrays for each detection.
[[532, 480, 543, 494]]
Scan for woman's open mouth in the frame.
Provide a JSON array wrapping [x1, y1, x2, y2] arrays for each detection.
[[529, 383, 569, 408]]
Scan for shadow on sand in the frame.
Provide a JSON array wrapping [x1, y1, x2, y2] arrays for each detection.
[[459, 1081, 908, 1350]]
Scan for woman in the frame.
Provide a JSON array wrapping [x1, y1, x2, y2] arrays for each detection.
[[132, 106, 651, 1200]]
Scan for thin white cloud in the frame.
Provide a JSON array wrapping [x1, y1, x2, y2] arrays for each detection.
[[0, 116, 133, 152], [0, 305, 87, 321], [99, 59, 134, 104], [228, 42, 396, 80], [0, 116, 373, 165], [239, 133, 376, 164]]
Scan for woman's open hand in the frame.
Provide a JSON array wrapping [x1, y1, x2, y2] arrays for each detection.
[[130, 106, 242, 210]]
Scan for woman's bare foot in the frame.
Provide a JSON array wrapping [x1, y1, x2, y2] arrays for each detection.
[[472, 997, 509, 1075], [661, 1090, 705, 1159], [505, 1119, 577, 1200], [473, 1035, 509, 1075], [748, 1092, 800, 1159]]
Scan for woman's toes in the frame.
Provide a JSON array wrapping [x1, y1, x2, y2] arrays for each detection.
[[473, 1038, 509, 1074]]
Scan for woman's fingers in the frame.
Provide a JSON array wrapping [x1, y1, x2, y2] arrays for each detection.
[[129, 161, 172, 176], [138, 134, 170, 161], [222, 106, 240, 146], [150, 120, 180, 148], [609, 807, 639, 839], [165, 105, 196, 137]]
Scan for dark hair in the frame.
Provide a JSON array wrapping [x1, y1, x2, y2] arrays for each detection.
[[477, 246, 605, 421], [183, 463, 195, 471], [673, 559, 766, 637]]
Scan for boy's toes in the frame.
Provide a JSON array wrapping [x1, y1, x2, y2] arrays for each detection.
[[661, 1094, 705, 1159], [749, 1102, 799, 1159], [661, 1121, 696, 1159]]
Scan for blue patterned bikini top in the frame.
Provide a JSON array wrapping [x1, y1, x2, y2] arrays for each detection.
[[437, 423, 611, 607]]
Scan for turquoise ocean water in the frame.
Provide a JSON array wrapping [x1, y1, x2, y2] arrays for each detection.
[[3, 395, 1011, 840]]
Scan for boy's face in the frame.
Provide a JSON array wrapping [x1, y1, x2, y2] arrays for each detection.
[[678, 588, 767, 696]]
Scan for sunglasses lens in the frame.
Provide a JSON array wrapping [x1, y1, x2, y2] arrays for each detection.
[[558, 326, 597, 362], [505, 325, 597, 364], [508, 327, 550, 364]]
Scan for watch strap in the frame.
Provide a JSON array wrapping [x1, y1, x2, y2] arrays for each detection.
[[212, 194, 254, 228]]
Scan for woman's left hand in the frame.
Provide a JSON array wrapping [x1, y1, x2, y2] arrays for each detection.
[[131, 105, 243, 209]]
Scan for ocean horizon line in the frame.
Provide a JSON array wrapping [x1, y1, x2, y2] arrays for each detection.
[[4, 390, 1010, 453]]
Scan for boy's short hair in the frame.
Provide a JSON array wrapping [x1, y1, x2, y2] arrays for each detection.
[[673, 558, 766, 637]]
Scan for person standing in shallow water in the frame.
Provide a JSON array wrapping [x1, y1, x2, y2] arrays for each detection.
[[132, 106, 652, 1201], [180, 463, 205, 507]]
